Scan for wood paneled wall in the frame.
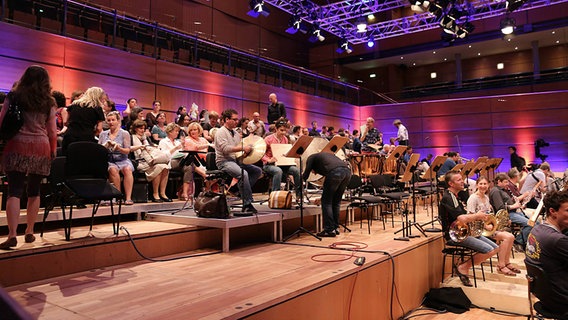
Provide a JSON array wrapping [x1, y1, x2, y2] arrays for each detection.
[[361, 90, 568, 170], [0, 22, 356, 130]]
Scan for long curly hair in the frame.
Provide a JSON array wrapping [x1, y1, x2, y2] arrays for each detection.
[[11, 65, 54, 114]]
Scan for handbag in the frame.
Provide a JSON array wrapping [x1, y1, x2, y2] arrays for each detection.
[[0, 93, 23, 140], [141, 146, 170, 165], [194, 191, 230, 218]]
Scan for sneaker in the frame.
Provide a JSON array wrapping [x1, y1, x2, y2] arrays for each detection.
[[242, 204, 258, 214], [316, 230, 336, 238]]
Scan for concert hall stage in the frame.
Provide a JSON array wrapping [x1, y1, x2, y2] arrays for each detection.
[[1, 200, 445, 319]]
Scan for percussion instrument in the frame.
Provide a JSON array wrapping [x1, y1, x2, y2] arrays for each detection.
[[234, 134, 266, 165], [268, 190, 292, 209]]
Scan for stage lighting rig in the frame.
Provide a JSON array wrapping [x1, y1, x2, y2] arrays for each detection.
[[410, 0, 430, 13], [500, 17, 515, 35], [309, 24, 325, 42], [506, 0, 529, 12], [456, 22, 475, 38], [356, 17, 367, 33], [367, 36, 375, 48], [247, 0, 270, 18], [336, 38, 353, 54], [286, 15, 307, 34]]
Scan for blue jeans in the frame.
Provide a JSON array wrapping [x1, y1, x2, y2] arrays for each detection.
[[447, 235, 498, 254], [217, 161, 262, 206], [509, 211, 532, 246], [321, 167, 351, 232], [263, 164, 301, 198]]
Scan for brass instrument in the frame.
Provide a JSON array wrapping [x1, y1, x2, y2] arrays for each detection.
[[448, 213, 500, 242]]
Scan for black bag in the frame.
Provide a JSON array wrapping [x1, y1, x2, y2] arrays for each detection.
[[194, 191, 230, 218], [423, 287, 471, 314], [0, 94, 23, 140]]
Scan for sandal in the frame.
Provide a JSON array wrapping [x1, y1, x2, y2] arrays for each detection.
[[497, 265, 517, 276], [506, 263, 521, 274], [453, 265, 473, 287], [124, 200, 134, 205]]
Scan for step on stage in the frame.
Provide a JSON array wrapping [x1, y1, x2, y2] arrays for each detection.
[[1, 200, 446, 319]]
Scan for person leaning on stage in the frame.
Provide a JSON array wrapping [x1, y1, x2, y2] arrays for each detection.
[[61, 86, 106, 153], [466, 176, 520, 276], [393, 119, 409, 146], [215, 108, 262, 214], [489, 173, 533, 252], [99, 111, 136, 205], [525, 190, 568, 316], [0, 65, 57, 249], [439, 171, 499, 287], [262, 119, 302, 201], [520, 162, 550, 208], [360, 117, 381, 152], [267, 93, 286, 124], [303, 152, 351, 237]]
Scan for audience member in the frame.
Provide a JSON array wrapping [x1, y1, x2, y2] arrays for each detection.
[[0, 65, 57, 249]]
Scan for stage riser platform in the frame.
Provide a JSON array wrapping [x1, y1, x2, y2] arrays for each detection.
[[0, 225, 221, 287], [231, 240, 444, 319]]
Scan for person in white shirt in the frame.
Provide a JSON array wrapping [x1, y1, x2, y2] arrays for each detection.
[[393, 119, 409, 146]]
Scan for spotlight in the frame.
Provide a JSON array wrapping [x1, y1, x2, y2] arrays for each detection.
[[410, 0, 430, 13], [440, 31, 456, 45], [367, 37, 375, 48], [506, 0, 528, 12], [309, 24, 325, 42], [336, 39, 353, 54], [428, 0, 450, 18], [500, 17, 515, 35], [247, 0, 270, 18], [356, 17, 367, 33], [456, 22, 475, 38], [286, 15, 307, 34]]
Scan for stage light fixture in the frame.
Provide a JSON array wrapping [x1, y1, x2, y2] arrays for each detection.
[[356, 17, 367, 33], [247, 0, 270, 18], [535, 138, 550, 162], [428, 0, 449, 18], [456, 22, 475, 38], [440, 31, 456, 45], [309, 24, 325, 42], [500, 17, 515, 35], [506, 0, 528, 12], [286, 15, 307, 34], [367, 37, 375, 48], [336, 38, 353, 54], [410, 0, 430, 13]]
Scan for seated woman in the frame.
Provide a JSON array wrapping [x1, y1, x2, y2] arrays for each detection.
[[159, 123, 195, 201], [466, 176, 520, 276], [98, 111, 138, 205], [183, 122, 208, 182], [439, 171, 499, 286], [151, 112, 167, 144], [130, 120, 171, 203]]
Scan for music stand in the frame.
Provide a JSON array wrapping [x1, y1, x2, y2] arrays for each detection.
[[386, 145, 408, 177], [283, 135, 321, 241], [461, 160, 476, 180], [419, 155, 447, 232], [322, 136, 349, 154], [394, 153, 426, 240]]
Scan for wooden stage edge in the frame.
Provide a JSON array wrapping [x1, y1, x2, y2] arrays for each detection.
[[2, 213, 445, 319]]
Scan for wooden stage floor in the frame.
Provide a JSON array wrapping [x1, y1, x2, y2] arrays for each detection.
[[1, 198, 529, 319]]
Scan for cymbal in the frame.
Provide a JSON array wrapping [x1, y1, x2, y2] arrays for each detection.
[[235, 134, 266, 165]]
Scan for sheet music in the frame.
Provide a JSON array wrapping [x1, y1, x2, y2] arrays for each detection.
[[271, 144, 296, 166]]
